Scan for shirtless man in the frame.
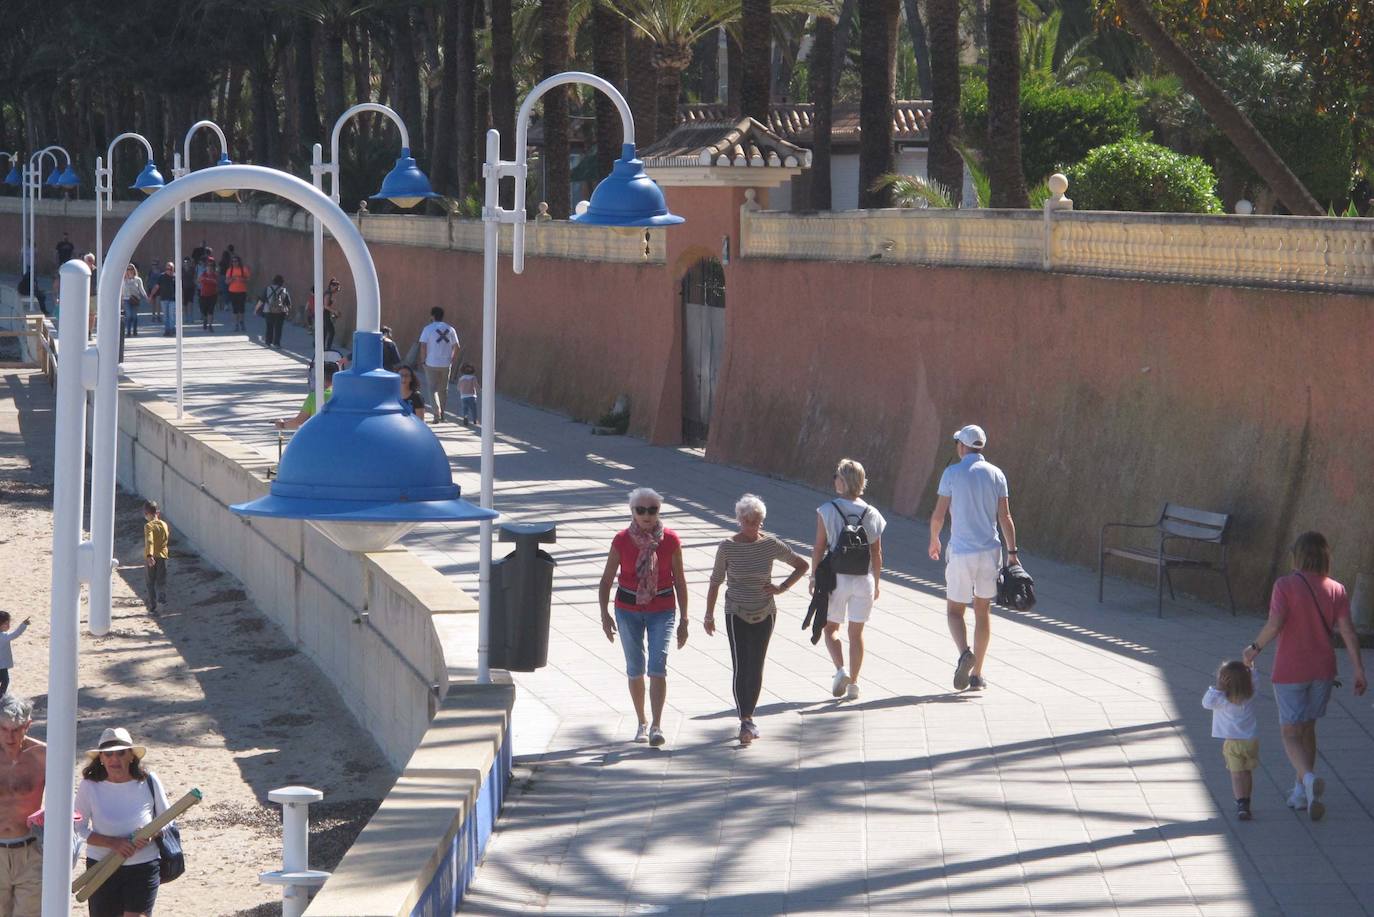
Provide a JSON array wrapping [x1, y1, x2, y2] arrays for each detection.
[[0, 695, 44, 917]]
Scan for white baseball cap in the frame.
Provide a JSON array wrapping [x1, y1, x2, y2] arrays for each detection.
[[952, 425, 987, 448]]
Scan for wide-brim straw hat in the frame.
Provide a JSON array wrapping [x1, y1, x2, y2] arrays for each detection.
[[84, 727, 146, 761]]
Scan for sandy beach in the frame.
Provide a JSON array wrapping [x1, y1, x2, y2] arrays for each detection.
[[0, 369, 396, 916]]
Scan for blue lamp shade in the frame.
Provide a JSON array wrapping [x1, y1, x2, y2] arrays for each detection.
[[212, 153, 237, 198], [44, 168, 62, 187], [3, 166, 19, 187], [370, 148, 439, 210], [230, 331, 495, 551], [571, 143, 683, 227], [56, 165, 80, 188], [131, 161, 165, 195]]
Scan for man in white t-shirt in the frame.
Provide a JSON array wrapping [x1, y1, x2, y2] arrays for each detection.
[[928, 424, 1018, 692], [418, 306, 460, 424]]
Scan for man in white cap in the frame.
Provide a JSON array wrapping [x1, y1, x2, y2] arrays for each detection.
[[928, 424, 1018, 690]]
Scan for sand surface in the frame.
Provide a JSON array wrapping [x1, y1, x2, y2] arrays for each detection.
[[0, 369, 396, 916]]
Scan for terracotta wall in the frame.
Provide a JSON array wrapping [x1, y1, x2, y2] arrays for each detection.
[[8, 202, 1371, 607]]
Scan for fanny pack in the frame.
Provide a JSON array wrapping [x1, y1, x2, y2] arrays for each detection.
[[616, 585, 673, 608], [726, 597, 777, 625]]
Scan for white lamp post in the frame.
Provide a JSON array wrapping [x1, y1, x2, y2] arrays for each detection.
[[309, 104, 437, 416], [171, 120, 233, 418], [474, 71, 682, 683], [94, 133, 164, 324], [23, 145, 77, 312], [52, 163, 493, 916]]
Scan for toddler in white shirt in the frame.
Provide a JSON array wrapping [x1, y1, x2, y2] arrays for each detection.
[[1202, 660, 1258, 820]]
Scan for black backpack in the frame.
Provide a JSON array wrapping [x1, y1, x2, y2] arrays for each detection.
[[828, 501, 872, 575], [996, 561, 1036, 610]]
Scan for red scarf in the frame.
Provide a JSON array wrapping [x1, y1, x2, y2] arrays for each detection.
[[626, 522, 663, 605]]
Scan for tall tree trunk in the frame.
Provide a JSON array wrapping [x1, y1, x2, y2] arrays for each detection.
[[726, 31, 743, 117], [741, 0, 772, 122], [420, 8, 443, 163], [430, 1, 460, 196], [832, 0, 857, 80], [626, 24, 659, 146], [541, 0, 572, 218], [592, 1, 627, 179], [1115, 0, 1320, 215], [250, 38, 279, 166], [349, 23, 372, 152], [455, 0, 478, 195], [809, 14, 836, 210], [225, 64, 244, 160], [903, 0, 932, 98], [697, 27, 720, 102], [986, 0, 1028, 206], [653, 43, 692, 141], [971, 0, 988, 64], [295, 18, 323, 166], [926, 0, 961, 202], [490, 0, 517, 207], [321, 19, 347, 132], [858, 0, 899, 208], [391, 8, 424, 157]]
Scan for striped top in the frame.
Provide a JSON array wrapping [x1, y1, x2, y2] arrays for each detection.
[[710, 534, 803, 622]]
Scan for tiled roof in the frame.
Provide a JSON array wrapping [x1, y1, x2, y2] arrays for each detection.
[[640, 117, 812, 169], [679, 101, 932, 145]]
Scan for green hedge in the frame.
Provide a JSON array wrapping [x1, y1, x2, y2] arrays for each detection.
[[1211, 110, 1353, 211], [1066, 140, 1223, 213], [962, 78, 1141, 187]]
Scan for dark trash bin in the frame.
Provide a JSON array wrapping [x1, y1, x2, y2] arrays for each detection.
[[489, 522, 557, 672]]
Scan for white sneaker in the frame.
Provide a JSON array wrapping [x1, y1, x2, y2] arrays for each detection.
[[1287, 783, 1306, 809], [648, 726, 666, 748], [633, 723, 649, 744], [831, 670, 850, 698], [1304, 772, 1326, 821], [846, 682, 861, 700]]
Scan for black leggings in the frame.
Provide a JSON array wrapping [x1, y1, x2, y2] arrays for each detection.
[[726, 613, 775, 720]]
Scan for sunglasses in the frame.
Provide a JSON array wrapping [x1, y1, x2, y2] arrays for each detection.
[[633, 505, 660, 516]]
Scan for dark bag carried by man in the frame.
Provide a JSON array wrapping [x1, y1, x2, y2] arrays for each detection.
[[147, 775, 185, 884], [996, 560, 1036, 610], [828, 501, 872, 576]]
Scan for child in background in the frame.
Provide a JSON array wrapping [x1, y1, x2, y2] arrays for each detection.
[[458, 363, 479, 427], [0, 613, 31, 695], [144, 500, 170, 614], [1202, 660, 1259, 820]]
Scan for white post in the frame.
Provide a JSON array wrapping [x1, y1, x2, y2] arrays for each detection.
[[263, 786, 326, 917], [1042, 173, 1072, 271], [41, 258, 93, 917], [478, 129, 501, 685], [94, 156, 105, 281], [311, 143, 325, 412], [174, 152, 185, 417]]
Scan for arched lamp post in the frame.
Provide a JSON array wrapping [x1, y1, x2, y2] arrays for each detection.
[[22, 145, 78, 312], [48, 163, 494, 916], [475, 71, 682, 683], [170, 120, 234, 417], [309, 103, 438, 417], [94, 132, 165, 282]]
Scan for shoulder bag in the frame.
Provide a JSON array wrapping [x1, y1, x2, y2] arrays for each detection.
[[146, 774, 186, 883]]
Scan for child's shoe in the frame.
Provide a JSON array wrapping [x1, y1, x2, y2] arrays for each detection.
[[1236, 798, 1252, 821]]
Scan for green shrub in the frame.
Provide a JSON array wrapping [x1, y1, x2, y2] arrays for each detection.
[[1066, 140, 1223, 213], [1211, 109, 1353, 211], [962, 77, 1141, 187]]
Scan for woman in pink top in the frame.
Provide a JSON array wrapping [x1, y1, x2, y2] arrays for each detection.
[[597, 487, 690, 748], [1243, 532, 1366, 820]]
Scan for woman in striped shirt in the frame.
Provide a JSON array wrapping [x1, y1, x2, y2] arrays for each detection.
[[705, 494, 809, 744]]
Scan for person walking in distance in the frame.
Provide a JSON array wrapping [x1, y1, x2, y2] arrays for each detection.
[[0, 694, 45, 917], [225, 256, 251, 332], [144, 500, 170, 614], [147, 262, 179, 337], [0, 614, 30, 698], [929, 425, 1018, 691], [418, 307, 460, 423], [810, 458, 886, 700], [258, 274, 292, 348]]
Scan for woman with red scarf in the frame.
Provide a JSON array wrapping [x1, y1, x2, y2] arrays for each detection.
[[598, 487, 690, 747]]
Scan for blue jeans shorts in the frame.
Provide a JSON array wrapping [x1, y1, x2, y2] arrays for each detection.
[[615, 608, 674, 678], [1275, 679, 1334, 725]]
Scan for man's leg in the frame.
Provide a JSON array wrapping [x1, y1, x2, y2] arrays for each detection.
[[0, 845, 16, 917], [946, 601, 969, 653], [847, 621, 866, 685], [11, 843, 40, 917], [970, 597, 993, 675]]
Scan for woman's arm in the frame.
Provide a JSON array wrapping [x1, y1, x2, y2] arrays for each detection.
[[673, 548, 690, 648], [597, 549, 619, 642], [1335, 616, 1368, 695], [705, 581, 720, 635], [766, 546, 809, 596], [870, 536, 883, 599]]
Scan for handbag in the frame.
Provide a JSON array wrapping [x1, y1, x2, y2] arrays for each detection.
[[146, 775, 186, 883]]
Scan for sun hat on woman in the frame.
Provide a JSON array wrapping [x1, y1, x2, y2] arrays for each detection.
[[85, 727, 146, 761]]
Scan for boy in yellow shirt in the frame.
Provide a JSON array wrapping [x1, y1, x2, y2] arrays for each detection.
[[144, 500, 170, 613]]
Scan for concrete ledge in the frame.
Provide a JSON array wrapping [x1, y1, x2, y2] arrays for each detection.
[[304, 680, 515, 917]]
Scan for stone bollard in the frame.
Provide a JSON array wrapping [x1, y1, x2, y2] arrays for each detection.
[[259, 786, 331, 917]]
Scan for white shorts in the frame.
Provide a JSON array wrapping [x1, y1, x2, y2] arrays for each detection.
[[828, 573, 875, 625], [946, 549, 1000, 604]]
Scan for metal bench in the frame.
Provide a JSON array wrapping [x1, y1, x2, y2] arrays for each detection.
[[1099, 503, 1235, 617]]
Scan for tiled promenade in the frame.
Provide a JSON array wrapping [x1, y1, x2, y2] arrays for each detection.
[[114, 314, 1374, 916]]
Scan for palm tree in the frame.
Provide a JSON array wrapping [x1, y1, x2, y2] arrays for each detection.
[[741, 0, 771, 121], [542, 0, 572, 218], [592, 1, 628, 179], [857, 0, 899, 208], [901, 0, 931, 99], [1112, 0, 1319, 215], [626, 21, 660, 145], [490, 0, 517, 204], [925, 0, 961, 202], [985, 0, 1027, 206], [809, 11, 837, 209]]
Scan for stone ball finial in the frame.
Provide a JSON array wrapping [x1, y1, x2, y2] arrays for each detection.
[[1235, 199, 1253, 215], [1048, 173, 1069, 196]]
